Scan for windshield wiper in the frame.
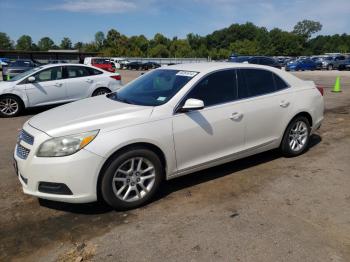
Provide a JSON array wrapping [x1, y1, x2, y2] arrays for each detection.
[[107, 92, 135, 105]]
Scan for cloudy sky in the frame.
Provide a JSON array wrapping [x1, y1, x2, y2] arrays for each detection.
[[1, 0, 349, 43]]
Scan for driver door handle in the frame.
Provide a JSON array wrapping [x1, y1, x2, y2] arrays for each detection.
[[230, 112, 243, 120], [280, 100, 290, 108], [86, 79, 93, 83], [54, 82, 63, 87]]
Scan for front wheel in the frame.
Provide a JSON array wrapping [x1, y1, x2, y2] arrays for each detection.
[[0, 95, 23, 117], [280, 116, 311, 157], [92, 88, 111, 96], [100, 148, 164, 210]]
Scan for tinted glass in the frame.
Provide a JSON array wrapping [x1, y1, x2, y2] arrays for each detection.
[[260, 57, 275, 65], [273, 74, 288, 90], [249, 57, 259, 64], [66, 66, 89, 78], [87, 67, 103, 75], [186, 70, 237, 107], [34, 67, 63, 82], [108, 69, 196, 106], [10, 60, 33, 67], [237, 69, 275, 98]]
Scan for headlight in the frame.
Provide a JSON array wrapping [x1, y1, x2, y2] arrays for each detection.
[[37, 130, 99, 157]]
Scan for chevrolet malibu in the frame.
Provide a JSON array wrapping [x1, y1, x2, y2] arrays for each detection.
[[0, 63, 122, 117], [14, 63, 324, 210]]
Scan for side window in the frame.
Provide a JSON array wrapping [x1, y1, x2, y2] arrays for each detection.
[[273, 73, 289, 90], [186, 70, 237, 107], [249, 57, 259, 64], [237, 69, 276, 98], [87, 67, 103, 75], [34, 67, 62, 82], [260, 58, 274, 65], [66, 66, 89, 78]]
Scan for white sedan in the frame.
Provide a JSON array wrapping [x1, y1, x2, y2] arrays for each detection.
[[14, 63, 324, 210], [0, 63, 122, 117]]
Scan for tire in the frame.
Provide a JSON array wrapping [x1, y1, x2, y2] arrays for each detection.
[[280, 116, 311, 157], [100, 148, 164, 210], [327, 64, 333, 70], [0, 95, 23, 118], [92, 88, 111, 97]]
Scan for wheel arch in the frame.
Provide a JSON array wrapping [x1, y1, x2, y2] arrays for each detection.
[[280, 111, 313, 147], [96, 142, 167, 201], [0, 93, 26, 108], [91, 86, 111, 96]]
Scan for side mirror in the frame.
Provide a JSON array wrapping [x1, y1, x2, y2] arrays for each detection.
[[180, 98, 204, 112], [28, 76, 36, 83]]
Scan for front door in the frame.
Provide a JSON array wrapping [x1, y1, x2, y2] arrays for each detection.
[[25, 66, 67, 107], [172, 69, 245, 173]]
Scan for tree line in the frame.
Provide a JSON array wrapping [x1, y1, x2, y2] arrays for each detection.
[[0, 20, 349, 59]]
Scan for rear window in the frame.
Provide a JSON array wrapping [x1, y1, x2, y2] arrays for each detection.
[[237, 69, 286, 98]]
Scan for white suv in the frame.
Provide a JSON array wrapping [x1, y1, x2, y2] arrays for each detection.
[[14, 63, 324, 210], [0, 63, 122, 117]]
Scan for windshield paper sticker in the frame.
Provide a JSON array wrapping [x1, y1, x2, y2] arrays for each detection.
[[157, 96, 166, 101], [176, 71, 198, 77]]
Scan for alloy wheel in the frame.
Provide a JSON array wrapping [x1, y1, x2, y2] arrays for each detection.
[[0, 98, 19, 116], [288, 121, 308, 152], [112, 157, 156, 202]]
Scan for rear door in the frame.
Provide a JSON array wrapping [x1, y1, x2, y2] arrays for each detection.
[[64, 65, 95, 100], [173, 69, 245, 172], [236, 68, 295, 149], [25, 66, 67, 106]]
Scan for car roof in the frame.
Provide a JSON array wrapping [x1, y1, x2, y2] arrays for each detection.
[[164, 62, 304, 86], [164, 62, 272, 73], [41, 63, 94, 68]]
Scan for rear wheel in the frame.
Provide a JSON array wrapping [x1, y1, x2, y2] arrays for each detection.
[[281, 116, 311, 157], [327, 64, 333, 70], [100, 148, 164, 210], [92, 88, 111, 97], [0, 95, 23, 117]]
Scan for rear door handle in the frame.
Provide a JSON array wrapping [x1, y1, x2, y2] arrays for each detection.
[[86, 79, 93, 83], [230, 112, 243, 120], [280, 101, 290, 108], [54, 83, 63, 87]]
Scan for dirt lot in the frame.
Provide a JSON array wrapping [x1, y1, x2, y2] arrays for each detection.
[[0, 70, 349, 262]]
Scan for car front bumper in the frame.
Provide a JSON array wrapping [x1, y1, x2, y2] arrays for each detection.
[[14, 123, 105, 204]]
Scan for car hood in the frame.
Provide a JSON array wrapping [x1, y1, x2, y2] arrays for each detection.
[[29, 95, 154, 137]]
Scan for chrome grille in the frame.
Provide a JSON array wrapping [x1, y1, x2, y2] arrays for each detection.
[[16, 144, 30, 160], [18, 129, 34, 145]]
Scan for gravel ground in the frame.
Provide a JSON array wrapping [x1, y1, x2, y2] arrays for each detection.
[[0, 70, 349, 262]]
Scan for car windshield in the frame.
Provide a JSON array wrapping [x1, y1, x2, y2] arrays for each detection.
[[108, 69, 197, 106], [7, 67, 42, 82]]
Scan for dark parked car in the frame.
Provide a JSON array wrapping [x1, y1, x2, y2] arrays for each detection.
[[142, 61, 161, 70], [338, 59, 350, 70], [229, 56, 281, 69], [285, 59, 317, 71], [2, 59, 36, 80], [126, 61, 145, 70], [319, 55, 347, 70]]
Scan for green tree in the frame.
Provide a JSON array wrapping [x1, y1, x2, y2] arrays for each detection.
[[60, 37, 72, 49], [292, 20, 322, 39], [94, 31, 105, 50], [37, 37, 54, 51], [169, 39, 192, 57], [16, 35, 32, 50], [229, 40, 259, 55], [74, 41, 83, 50], [149, 44, 169, 58], [0, 32, 13, 49]]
